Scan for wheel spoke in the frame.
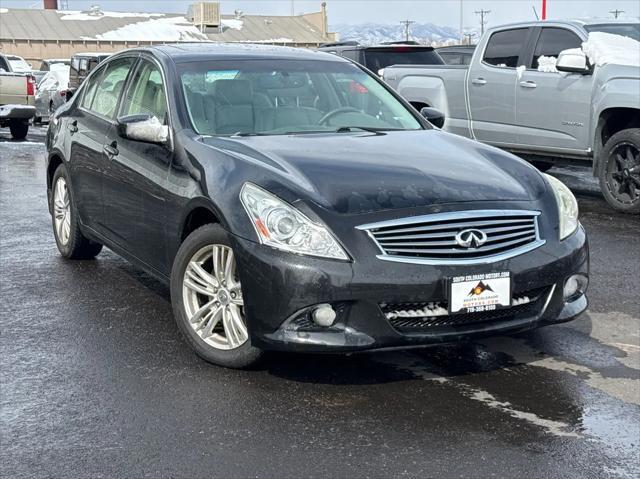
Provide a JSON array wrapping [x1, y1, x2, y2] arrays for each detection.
[[229, 305, 247, 341], [615, 153, 625, 170], [188, 299, 216, 324], [626, 146, 634, 163], [201, 305, 223, 338]]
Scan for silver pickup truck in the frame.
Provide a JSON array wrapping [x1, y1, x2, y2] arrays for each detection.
[[383, 20, 640, 213], [0, 53, 37, 140]]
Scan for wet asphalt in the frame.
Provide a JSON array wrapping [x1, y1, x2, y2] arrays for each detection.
[[1, 126, 639, 478]]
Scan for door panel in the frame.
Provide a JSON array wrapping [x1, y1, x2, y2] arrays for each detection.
[[515, 27, 591, 151], [468, 28, 531, 144], [102, 58, 173, 273]]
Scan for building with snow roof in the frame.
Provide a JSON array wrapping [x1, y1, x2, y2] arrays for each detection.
[[0, 1, 336, 68]]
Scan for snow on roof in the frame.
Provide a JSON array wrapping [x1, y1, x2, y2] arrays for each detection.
[[582, 32, 640, 67], [93, 16, 208, 42], [0, 8, 8, 14], [60, 10, 163, 21], [221, 18, 243, 31]]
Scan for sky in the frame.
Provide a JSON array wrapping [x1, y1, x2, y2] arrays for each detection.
[[1, 0, 639, 29]]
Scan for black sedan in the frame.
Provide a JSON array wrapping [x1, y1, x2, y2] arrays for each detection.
[[46, 44, 588, 368]]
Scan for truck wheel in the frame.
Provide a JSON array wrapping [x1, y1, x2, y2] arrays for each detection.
[[599, 128, 640, 214], [9, 120, 28, 140]]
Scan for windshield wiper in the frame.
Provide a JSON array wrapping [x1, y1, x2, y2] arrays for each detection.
[[230, 131, 268, 137], [334, 126, 392, 135]]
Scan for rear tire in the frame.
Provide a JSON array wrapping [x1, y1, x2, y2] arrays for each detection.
[[51, 164, 103, 259], [9, 120, 28, 140], [171, 224, 263, 369], [598, 128, 640, 214]]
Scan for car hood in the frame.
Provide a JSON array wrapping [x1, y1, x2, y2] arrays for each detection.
[[201, 130, 547, 215]]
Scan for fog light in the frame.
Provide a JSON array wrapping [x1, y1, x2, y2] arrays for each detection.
[[564, 274, 588, 301], [312, 304, 337, 327]]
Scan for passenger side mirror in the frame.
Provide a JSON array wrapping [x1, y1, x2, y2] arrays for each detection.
[[117, 114, 169, 145], [556, 50, 591, 74], [420, 107, 445, 129]]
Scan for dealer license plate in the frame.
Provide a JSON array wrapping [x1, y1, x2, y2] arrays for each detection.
[[449, 272, 511, 314]]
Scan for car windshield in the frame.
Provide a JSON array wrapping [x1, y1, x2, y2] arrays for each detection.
[[585, 23, 640, 41], [8, 57, 31, 72], [363, 48, 444, 71], [179, 59, 423, 136]]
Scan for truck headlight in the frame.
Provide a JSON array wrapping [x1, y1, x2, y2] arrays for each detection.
[[544, 174, 579, 240], [240, 183, 348, 260]]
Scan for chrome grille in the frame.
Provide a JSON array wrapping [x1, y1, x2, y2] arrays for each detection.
[[357, 210, 545, 265]]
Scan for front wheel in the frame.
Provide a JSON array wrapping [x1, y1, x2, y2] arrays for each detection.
[[598, 128, 640, 214], [170, 224, 263, 369]]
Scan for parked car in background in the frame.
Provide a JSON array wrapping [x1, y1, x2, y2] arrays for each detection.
[[436, 45, 476, 65], [2, 54, 32, 73], [384, 20, 640, 213], [35, 65, 70, 123], [46, 44, 588, 369], [318, 41, 444, 75], [67, 52, 110, 98], [0, 53, 36, 139]]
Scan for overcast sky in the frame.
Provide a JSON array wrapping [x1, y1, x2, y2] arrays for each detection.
[[2, 0, 639, 29]]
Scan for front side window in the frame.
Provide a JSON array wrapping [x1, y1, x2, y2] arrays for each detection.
[[120, 60, 167, 123], [88, 57, 135, 119], [483, 28, 529, 68], [179, 59, 423, 136], [531, 28, 583, 69]]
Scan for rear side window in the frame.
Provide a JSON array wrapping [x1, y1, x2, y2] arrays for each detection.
[[531, 28, 583, 69], [120, 60, 167, 123], [440, 53, 462, 65], [84, 57, 135, 119], [483, 28, 529, 68], [80, 65, 105, 110]]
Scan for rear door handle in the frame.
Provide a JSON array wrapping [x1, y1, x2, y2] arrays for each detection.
[[519, 81, 537, 89], [103, 142, 119, 159], [472, 78, 487, 85]]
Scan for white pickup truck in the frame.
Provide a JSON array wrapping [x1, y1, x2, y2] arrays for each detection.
[[0, 53, 37, 140], [383, 20, 640, 213]]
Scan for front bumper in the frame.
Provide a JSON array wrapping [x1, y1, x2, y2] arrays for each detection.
[[232, 224, 589, 353]]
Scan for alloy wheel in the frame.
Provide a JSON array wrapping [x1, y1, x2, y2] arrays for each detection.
[[53, 177, 71, 246], [181, 244, 248, 350], [606, 142, 640, 205]]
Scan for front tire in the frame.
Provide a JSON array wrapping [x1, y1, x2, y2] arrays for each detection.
[[9, 120, 28, 140], [598, 128, 640, 214], [170, 224, 263, 369], [51, 164, 103, 259]]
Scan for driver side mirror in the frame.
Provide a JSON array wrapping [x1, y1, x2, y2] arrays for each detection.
[[556, 50, 591, 74], [117, 114, 169, 144], [420, 107, 445, 129]]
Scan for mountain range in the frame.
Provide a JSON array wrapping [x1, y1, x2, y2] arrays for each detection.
[[331, 22, 468, 46]]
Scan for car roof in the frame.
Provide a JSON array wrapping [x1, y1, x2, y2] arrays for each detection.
[[488, 18, 639, 32], [144, 43, 346, 63]]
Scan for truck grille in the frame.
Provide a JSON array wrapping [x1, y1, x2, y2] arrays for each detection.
[[357, 210, 545, 264]]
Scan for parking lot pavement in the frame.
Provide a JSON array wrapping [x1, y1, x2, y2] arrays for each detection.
[[1, 127, 639, 478]]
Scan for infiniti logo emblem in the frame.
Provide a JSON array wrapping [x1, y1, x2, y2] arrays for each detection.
[[455, 228, 488, 248]]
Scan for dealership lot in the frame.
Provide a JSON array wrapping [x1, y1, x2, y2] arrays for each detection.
[[1, 127, 639, 478]]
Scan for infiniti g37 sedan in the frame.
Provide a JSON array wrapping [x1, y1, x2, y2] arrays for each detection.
[[46, 44, 589, 368]]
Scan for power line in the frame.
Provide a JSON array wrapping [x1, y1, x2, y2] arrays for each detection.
[[610, 9, 625, 18], [400, 20, 415, 42], [475, 9, 491, 35]]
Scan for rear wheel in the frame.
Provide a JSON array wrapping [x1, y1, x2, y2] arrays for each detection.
[[9, 120, 28, 140], [171, 224, 263, 369], [598, 128, 640, 214], [51, 164, 103, 259]]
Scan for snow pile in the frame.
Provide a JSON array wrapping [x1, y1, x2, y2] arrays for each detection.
[[60, 10, 162, 21], [582, 32, 640, 67], [221, 18, 243, 31], [0, 7, 9, 14], [537, 55, 558, 73], [93, 16, 208, 42]]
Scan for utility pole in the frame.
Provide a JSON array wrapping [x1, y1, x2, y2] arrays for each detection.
[[290, 0, 295, 16], [463, 33, 475, 45], [400, 20, 415, 42], [475, 9, 490, 35], [610, 9, 625, 18], [459, 0, 464, 43]]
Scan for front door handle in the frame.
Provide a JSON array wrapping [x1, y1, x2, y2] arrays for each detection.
[[519, 81, 537, 89], [103, 141, 119, 159], [472, 78, 487, 85], [68, 120, 78, 133]]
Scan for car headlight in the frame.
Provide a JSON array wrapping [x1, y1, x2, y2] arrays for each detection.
[[544, 174, 579, 240], [240, 183, 349, 260]]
